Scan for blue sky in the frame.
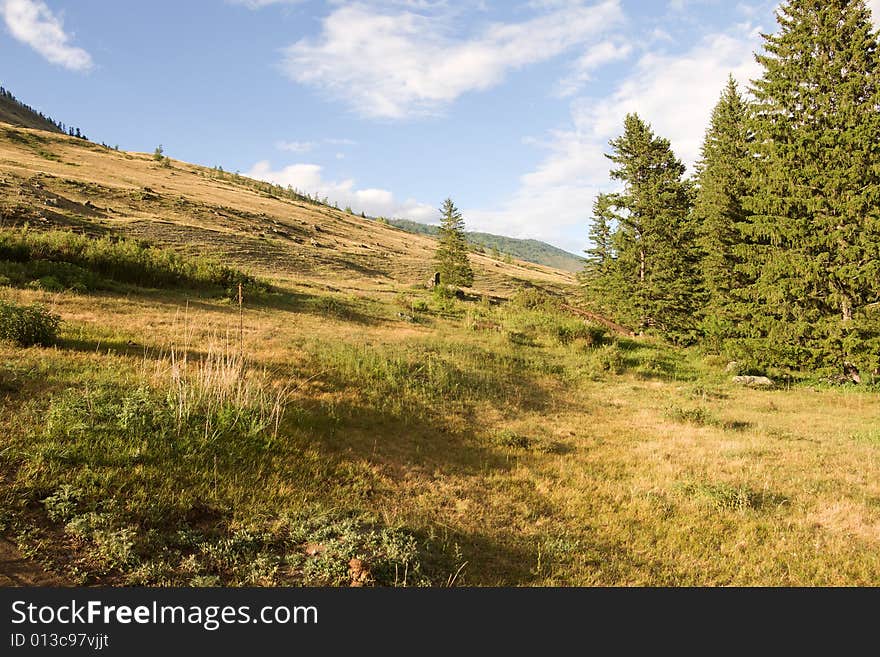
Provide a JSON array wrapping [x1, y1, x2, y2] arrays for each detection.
[[3, 0, 879, 255]]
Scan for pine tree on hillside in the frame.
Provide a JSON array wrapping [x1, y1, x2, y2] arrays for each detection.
[[693, 76, 752, 349], [583, 114, 699, 340], [743, 0, 880, 373], [434, 198, 474, 288]]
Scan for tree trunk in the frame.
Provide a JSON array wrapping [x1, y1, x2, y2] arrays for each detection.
[[639, 247, 646, 335]]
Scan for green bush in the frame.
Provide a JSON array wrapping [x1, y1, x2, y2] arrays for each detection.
[[494, 429, 531, 449], [665, 405, 714, 426], [588, 344, 625, 374], [510, 287, 559, 311], [553, 319, 608, 347], [0, 300, 60, 346]]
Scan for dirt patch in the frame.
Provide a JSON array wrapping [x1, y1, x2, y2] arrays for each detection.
[[0, 535, 66, 586]]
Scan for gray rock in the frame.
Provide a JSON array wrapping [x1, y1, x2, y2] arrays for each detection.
[[733, 375, 774, 387], [725, 361, 741, 374]]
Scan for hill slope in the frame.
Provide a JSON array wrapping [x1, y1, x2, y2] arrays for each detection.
[[0, 122, 575, 299], [0, 89, 63, 134], [387, 218, 584, 273], [2, 120, 879, 589]]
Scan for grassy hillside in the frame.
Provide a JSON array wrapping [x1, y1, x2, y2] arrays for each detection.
[[1, 123, 880, 587], [387, 218, 584, 273], [0, 91, 63, 134]]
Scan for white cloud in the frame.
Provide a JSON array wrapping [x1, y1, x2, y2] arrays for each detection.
[[572, 28, 763, 170], [1, 0, 92, 71], [468, 24, 764, 255], [324, 138, 357, 146], [276, 138, 357, 154], [276, 140, 316, 153], [557, 40, 632, 97], [246, 160, 438, 221], [281, 0, 624, 119]]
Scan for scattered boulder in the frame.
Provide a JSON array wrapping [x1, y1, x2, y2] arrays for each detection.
[[725, 361, 741, 374], [733, 375, 774, 388]]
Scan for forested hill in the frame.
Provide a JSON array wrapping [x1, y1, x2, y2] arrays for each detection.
[[387, 218, 584, 273]]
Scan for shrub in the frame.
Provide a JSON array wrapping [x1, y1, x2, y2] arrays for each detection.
[[553, 319, 608, 347], [510, 287, 559, 311], [0, 300, 60, 346], [494, 429, 531, 449], [506, 330, 536, 347], [588, 344, 624, 374], [665, 405, 714, 426]]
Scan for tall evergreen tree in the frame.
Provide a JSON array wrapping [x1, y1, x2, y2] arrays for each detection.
[[434, 198, 474, 288], [693, 76, 752, 348], [743, 0, 880, 373], [583, 114, 698, 340]]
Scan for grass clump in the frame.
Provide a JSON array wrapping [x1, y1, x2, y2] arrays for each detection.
[[680, 482, 787, 512], [587, 343, 625, 374], [0, 299, 60, 346], [0, 228, 269, 297], [494, 429, 531, 450], [665, 404, 714, 426], [553, 319, 607, 347]]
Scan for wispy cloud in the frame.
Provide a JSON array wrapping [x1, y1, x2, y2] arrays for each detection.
[[276, 140, 316, 153], [275, 138, 357, 153], [281, 0, 624, 119], [1, 0, 92, 71], [246, 160, 437, 221], [468, 23, 764, 254], [556, 40, 632, 97]]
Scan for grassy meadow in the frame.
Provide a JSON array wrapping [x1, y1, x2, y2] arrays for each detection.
[[1, 125, 879, 586]]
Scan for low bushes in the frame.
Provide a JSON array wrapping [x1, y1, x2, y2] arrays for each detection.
[[0, 300, 60, 346], [0, 228, 269, 297]]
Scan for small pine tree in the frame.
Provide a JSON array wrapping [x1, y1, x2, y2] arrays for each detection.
[[153, 145, 164, 161], [580, 192, 628, 316], [434, 198, 474, 288]]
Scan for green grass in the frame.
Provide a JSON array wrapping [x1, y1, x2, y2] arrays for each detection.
[[0, 228, 269, 297], [2, 267, 880, 587]]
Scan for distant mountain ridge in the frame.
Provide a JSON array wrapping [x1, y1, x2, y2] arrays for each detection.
[[386, 219, 584, 273]]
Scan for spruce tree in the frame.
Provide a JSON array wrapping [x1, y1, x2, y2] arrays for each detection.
[[743, 0, 880, 373], [693, 76, 752, 349], [585, 114, 698, 340], [434, 198, 474, 288], [580, 192, 628, 316]]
